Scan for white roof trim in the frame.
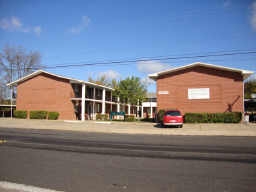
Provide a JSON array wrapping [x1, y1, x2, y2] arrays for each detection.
[[7, 70, 114, 90], [148, 62, 254, 80]]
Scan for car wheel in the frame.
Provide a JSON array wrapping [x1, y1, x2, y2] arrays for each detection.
[[179, 125, 183, 128]]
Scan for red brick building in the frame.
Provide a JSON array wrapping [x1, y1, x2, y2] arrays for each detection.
[[149, 62, 253, 114], [8, 70, 139, 120]]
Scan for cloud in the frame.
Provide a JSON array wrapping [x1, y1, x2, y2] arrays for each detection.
[[223, 0, 231, 8], [98, 70, 121, 80], [0, 17, 22, 31], [137, 60, 169, 74], [69, 16, 90, 34], [247, 73, 256, 81], [251, 1, 256, 31], [33, 26, 42, 36], [141, 77, 155, 86], [0, 16, 41, 36]]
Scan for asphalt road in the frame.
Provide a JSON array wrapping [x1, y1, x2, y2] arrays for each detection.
[[0, 128, 256, 192]]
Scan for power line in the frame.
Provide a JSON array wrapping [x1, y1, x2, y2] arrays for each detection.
[[38, 50, 256, 69], [4, 50, 256, 71]]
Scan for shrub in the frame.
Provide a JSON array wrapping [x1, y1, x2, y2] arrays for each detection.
[[140, 118, 154, 122], [96, 113, 108, 120], [48, 112, 59, 120], [184, 112, 242, 123], [111, 119, 125, 121], [156, 110, 165, 123], [224, 112, 242, 123], [124, 115, 136, 122], [14, 110, 27, 119], [184, 113, 208, 123], [30, 110, 48, 119], [208, 113, 224, 123]]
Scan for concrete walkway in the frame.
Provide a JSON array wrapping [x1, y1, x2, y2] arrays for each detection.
[[0, 118, 256, 136]]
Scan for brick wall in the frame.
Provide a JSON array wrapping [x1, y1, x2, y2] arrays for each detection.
[[16, 73, 76, 120], [156, 66, 244, 114]]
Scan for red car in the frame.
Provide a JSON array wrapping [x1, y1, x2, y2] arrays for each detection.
[[162, 110, 183, 128]]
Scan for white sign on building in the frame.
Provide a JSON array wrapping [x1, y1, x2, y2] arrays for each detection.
[[188, 88, 210, 100], [158, 91, 169, 95]]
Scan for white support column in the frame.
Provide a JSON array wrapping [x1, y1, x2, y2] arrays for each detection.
[[110, 91, 113, 111], [128, 104, 131, 115], [93, 87, 95, 120], [141, 106, 144, 118], [136, 99, 139, 118], [150, 106, 153, 118], [10, 86, 13, 119], [243, 81, 245, 113], [117, 97, 120, 112], [102, 88, 106, 114], [81, 84, 86, 121]]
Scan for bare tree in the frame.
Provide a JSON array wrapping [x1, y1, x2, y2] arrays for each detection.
[[88, 74, 120, 88], [0, 45, 42, 82], [88, 75, 110, 87], [0, 45, 42, 101]]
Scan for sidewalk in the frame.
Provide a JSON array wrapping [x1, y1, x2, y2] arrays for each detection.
[[0, 118, 256, 136]]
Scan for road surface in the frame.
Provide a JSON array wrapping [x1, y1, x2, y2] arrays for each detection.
[[0, 128, 256, 192]]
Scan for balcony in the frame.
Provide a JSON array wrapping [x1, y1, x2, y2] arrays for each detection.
[[145, 98, 157, 102], [71, 83, 117, 102]]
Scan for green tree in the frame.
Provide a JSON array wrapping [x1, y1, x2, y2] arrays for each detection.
[[114, 76, 147, 105], [245, 79, 256, 99]]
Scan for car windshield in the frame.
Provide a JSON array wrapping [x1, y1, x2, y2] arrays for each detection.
[[165, 111, 181, 116]]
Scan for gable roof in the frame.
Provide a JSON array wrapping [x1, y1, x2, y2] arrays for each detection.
[[148, 62, 254, 80], [7, 70, 114, 90]]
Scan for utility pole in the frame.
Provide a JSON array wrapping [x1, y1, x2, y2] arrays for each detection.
[[10, 63, 13, 119]]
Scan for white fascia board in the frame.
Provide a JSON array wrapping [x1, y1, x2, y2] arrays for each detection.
[[195, 62, 254, 78], [6, 70, 43, 87], [6, 69, 80, 86], [0, 104, 16, 107], [69, 80, 113, 91], [241, 70, 254, 80], [148, 73, 158, 80], [148, 63, 199, 80], [6, 69, 114, 91], [148, 62, 254, 80], [80, 81, 114, 91]]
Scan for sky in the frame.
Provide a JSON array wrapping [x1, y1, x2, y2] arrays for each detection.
[[0, 0, 256, 92]]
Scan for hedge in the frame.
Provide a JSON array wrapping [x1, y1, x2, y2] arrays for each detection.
[[48, 112, 59, 120], [14, 110, 27, 119], [124, 115, 136, 122], [96, 113, 108, 120], [30, 110, 48, 119], [156, 109, 165, 123], [140, 118, 154, 122], [184, 112, 242, 123]]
